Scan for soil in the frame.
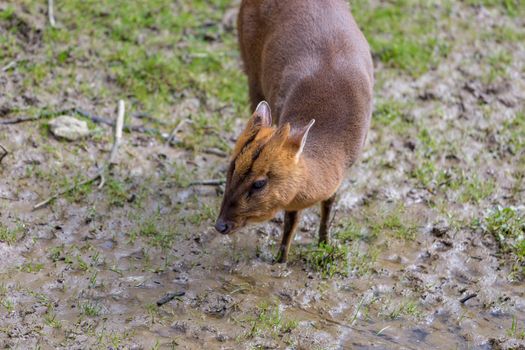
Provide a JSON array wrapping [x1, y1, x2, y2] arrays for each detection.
[[0, 1, 524, 349]]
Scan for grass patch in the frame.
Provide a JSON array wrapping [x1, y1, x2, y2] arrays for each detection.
[[372, 99, 414, 137], [459, 174, 495, 203], [130, 214, 177, 249], [0, 223, 24, 245], [352, 0, 450, 76], [7, 0, 248, 127], [484, 50, 513, 83], [80, 301, 101, 317], [105, 177, 130, 207], [301, 243, 349, 278], [502, 111, 525, 155], [466, 0, 524, 17], [19, 261, 45, 273], [507, 315, 525, 340], [383, 299, 422, 320], [484, 207, 525, 278], [0, 298, 14, 313], [242, 301, 298, 339]]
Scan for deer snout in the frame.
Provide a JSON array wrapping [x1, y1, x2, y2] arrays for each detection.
[[215, 218, 233, 235]]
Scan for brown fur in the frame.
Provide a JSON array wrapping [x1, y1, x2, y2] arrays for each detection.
[[216, 0, 373, 262]]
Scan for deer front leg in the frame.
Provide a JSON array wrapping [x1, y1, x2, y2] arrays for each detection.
[[319, 193, 336, 245], [276, 210, 300, 263]]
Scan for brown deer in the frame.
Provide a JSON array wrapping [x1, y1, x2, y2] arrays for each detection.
[[215, 0, 374, 263]]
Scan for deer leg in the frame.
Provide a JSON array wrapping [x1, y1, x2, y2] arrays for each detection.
[[319, 193, 337, 245], [277, 210, 300, 263]]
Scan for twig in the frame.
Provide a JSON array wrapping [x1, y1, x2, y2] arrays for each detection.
[[0, 108, 166, 138], [1, 60, 18, 72], [203, 148, 228, 158], [0, 116, 40, 125], [33, 175, 102, 210], [33, 100, 126, 210], [156, 291, 185, 306], [459, 293, 478, 304], [132, 112, 168, 126], [48, 0, 56, 27], [73, 108, 113, 127], [188, 179, 226, 187], [74, 108, 163, 136], [108, 100, 125, 165], [165, 119, 191, 145], [0, 143, 8, 164]]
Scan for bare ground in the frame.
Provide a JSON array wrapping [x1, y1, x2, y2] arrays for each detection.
[[0, 1, 524, 349]]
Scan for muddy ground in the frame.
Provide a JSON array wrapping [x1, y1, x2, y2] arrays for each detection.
[[0, 0, 524, 349]]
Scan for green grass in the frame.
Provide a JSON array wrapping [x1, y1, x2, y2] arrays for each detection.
[[484, 207, 525, 278], [352, 0, 451, 77], [507, 315, 525, 340], [503, 111, 525, 154], [130, 214, 177, 250], [19, 261, 45, 273], [0, 298, 14, 313], [243, 302, 298, 339], [80, 301, 101, 317], [466, 0, 524, 16], [2, 0, 248, 149], [302, 243, 349, 278], [484, 50, 513, 83], [0, 223, 24, 245], [384, 299, 422, 320]]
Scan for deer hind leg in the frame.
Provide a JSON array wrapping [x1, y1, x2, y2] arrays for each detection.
[[277, 210, 300, 263], [319, 193, 337, 245]]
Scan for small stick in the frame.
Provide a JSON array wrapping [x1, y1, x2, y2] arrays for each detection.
[[33, 175, 102, 210], [48, 0, 56, 27], [0, 116, 40, 125], [459, 293, 478, 304], [188, 179, 226, 187], [33, 101, 126, 210], [156, 291, 185, 307], [0, 143, 8, 164], [203, 148, 228, 158], [1, 60, 18, 72], [73, 108, 114, 127], [165, 119, 190, 145], [132, 112, 168, 126], [108, 100, 124, 165], [74, 108, 162, 136]]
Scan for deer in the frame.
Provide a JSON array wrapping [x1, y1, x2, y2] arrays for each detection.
[[215, 0, 374, 263]]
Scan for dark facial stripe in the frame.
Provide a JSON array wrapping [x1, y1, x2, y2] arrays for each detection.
[[233, 132, 257, 164]]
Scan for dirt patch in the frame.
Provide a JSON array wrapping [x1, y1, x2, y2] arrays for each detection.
[[1, 0, 525, 349]]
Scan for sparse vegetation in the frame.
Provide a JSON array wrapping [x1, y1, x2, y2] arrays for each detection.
[[0, 223, 24, 245], [243, 302, 298, 339], [0, 0, 524, 348], [80, 301, 101, 317], [484, 207, 525, 277], [302, 243, 349, 278]]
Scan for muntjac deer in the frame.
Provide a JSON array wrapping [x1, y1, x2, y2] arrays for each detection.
[[215, 0, 373, 263]]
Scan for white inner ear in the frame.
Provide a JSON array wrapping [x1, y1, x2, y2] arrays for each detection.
[[295, 119, 315, 163], [255, 101, 272, 126]]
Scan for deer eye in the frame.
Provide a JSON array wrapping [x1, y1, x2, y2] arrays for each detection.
[[252, 179, 267, 191]]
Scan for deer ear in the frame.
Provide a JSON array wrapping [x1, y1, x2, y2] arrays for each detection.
[[253, 101, 272, 127], [289, 119, 315, 163]]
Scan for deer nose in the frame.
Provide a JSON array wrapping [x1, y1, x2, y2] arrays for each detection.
[[215, 218, 231, 234]]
